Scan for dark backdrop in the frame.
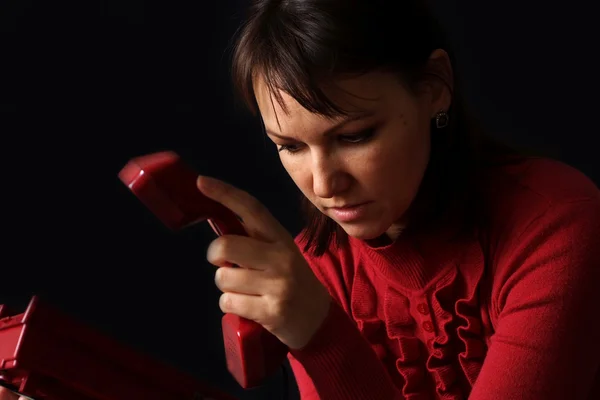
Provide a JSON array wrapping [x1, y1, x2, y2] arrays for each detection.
[[1, 1, 598, 399]]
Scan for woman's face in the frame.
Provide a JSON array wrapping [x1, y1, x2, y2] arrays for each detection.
[[255, 57, 451, 240]]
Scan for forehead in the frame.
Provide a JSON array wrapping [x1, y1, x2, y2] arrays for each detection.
[[254, 72, 397, 132]]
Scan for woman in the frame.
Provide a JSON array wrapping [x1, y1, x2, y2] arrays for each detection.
[[203, 0, 599, 399], [197, 0, 600, 398]]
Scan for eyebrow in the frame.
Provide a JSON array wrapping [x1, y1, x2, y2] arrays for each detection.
[[264, 111, 374, 141]]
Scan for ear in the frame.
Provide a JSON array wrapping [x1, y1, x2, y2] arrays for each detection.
[[422, 49, 454, 117]]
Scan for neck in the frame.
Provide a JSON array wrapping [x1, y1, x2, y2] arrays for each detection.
[[386, 221, 407, 241]]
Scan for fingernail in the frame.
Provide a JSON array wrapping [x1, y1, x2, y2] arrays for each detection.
[[197, 175, 216, 190]]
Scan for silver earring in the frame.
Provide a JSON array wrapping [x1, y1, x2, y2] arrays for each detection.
[[435, 110, 449, 129]]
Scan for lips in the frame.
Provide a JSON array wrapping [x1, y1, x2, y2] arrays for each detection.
[[326, 202, 367, 210], [326, 202, 371, 222]]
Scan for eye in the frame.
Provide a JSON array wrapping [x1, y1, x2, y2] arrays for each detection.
[[339, 128, 376, 144], [276, 128, 376, 155], [277, 144, 302, 154]]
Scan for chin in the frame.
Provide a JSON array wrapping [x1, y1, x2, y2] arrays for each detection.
[[337, 222, 389, 241]]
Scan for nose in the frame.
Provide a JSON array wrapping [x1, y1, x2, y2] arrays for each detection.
[[311, 151, 350, 199]]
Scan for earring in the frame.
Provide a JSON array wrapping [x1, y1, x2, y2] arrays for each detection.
[[434, 110, 449, 129]]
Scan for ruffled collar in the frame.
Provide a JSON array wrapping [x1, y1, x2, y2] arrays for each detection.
[[349, 225, 488, 398], [349, 221, 474, 292]]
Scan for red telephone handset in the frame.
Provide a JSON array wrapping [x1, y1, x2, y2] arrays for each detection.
[[118, 151, 289, 389]]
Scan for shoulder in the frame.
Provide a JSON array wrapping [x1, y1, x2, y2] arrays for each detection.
[[480, 157, 600, 310], [480, 156, 600, 239], [489, 156, 598, 204]]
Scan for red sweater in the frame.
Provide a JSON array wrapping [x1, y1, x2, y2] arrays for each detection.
[[288, 157, 600, 399]]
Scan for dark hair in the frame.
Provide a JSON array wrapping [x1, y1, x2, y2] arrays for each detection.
[[230, 0, 519, 256]]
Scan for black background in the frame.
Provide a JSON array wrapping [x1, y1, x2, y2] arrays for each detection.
[[1, 1, 598, 399]]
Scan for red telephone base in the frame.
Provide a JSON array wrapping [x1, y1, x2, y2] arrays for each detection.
[[0, 296, 238, 400]]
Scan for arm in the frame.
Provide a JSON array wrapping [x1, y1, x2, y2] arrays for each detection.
[[470, 198, 600, 399], [289, 298, 402, 400], [288, 351, 319, 399], [288, 236, 403, 400]]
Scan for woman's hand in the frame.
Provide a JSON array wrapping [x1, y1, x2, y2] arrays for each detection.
[[0, 387, 26, 400], [197, 176, 332, 350]]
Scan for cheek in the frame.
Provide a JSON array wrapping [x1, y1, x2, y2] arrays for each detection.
[[360, 118, 431, 198], [280, 156, 313, 196]]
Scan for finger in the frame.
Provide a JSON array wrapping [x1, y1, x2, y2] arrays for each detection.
[[215, 266, 272, 296], [219, 292, 267, 323], [207, 235, 280, 271], [196, 176, 289, 243], [0, 387, 20, 400]]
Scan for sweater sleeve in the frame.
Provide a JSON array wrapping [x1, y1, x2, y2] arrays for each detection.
[[288, 298, 402, 400], [287, 352, 320, 399], [288, 235, 403, 400], [470, 197, 600, 400]]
